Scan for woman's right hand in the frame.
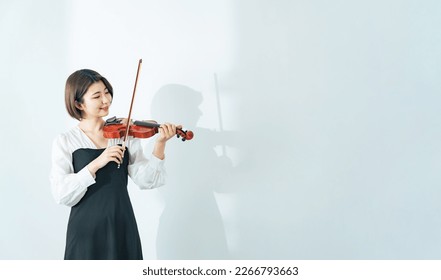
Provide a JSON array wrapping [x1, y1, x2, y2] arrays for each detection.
[[86, 145, 125, 176]]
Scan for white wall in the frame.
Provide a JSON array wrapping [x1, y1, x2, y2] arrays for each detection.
[[1, 0, 441, 259]]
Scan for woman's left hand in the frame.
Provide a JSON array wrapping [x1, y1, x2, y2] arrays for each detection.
[[156, 123, 182, 143]]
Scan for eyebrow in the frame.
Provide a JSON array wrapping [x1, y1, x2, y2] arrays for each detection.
[[92, 87, 108, 96]]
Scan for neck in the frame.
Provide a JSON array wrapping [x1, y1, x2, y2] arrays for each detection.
[[79, 117, 105, 133]]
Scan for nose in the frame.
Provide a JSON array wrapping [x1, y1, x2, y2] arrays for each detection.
[[102, 93, 112, 105]]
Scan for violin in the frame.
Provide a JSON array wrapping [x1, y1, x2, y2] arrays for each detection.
[[103, 116, 193, 141], [103, 59, 194, 146]]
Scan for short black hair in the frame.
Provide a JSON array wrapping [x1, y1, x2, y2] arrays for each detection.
[[65, 69, 113, 120]]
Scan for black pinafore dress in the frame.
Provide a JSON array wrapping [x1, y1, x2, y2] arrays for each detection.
[[64, 148, 143, 260]]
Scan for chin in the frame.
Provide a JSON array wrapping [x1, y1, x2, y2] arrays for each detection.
[[100, 110, 110, 117]]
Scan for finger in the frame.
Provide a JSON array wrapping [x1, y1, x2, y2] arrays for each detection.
[[120, 118, 134, 125], [163, 123, 177, 136], [107, 148, 123, 161], [116, 150, 124, 162], [113, 145, 125, 155], [101, 151, 120, 165], [107, 145, 124, 151], [108, 148, 124, 161], [118, 147, 125, 158], [107, 151, 122, 163], [118, 145, 125, 154], [159, 126, 170, 140], [170, 124, 177, 134], [159, 124, 170, 136], [110, 157, 121, 165]]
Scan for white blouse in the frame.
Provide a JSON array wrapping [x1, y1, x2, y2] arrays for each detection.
[[50, 126, 165, 207]]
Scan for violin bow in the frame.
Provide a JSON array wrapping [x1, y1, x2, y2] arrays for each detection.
[[119, 59, 142, 167]]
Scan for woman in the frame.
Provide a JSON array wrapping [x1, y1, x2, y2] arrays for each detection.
[[50, 69, 178, 260]]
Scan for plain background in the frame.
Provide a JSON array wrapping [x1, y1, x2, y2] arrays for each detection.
[[1, 0, 441, 259]]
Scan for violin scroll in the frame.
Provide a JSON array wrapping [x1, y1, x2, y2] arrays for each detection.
[[177, 128, 194, 141]]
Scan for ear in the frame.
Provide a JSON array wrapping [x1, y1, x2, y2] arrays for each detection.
[[74, 100, 83, 111]]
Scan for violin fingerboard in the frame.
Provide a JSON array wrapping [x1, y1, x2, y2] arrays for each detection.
[[133, 120, 160, 128]]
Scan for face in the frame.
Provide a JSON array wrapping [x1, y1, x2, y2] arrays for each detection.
[[77, 80, 112, 119]]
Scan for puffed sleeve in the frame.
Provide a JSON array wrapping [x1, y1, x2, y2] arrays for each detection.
[[49, 135, 96, 207], [127, 138, 166, 189]]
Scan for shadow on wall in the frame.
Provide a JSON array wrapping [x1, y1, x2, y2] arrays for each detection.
[[152, 84, 234, 259]]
